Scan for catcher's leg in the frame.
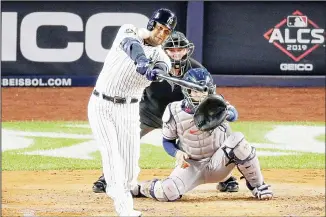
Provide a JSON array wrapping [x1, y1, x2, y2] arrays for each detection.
[[215, 123, 239, 192], [205, 147, 237, 187], [204, 148, 239, 192], [222, 132, 273, 200], [135, 161, 205, 202]]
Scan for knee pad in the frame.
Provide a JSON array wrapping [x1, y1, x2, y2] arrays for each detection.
[[222, 132, 256, 165], [150, 178, 183, 202]]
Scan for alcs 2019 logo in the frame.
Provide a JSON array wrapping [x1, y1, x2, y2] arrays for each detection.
[[263, 10, 325, 71]]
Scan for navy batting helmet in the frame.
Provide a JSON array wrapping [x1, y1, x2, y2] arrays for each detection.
[[147, 8, 177, 31], [182, 68, 216, 108]]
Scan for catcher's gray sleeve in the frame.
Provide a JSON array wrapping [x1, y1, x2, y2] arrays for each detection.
[[161, 104, 178, 140]]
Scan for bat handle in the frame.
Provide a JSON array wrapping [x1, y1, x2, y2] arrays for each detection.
[[156, 73, 169, 80]]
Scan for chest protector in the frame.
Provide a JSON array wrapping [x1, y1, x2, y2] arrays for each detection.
[[170, 101, 228, 160]]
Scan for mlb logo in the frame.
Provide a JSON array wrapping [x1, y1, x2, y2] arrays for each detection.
[[287, 15, 308, 27]]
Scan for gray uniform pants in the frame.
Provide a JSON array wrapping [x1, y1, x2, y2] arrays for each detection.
[[169, 147, 235, 194]]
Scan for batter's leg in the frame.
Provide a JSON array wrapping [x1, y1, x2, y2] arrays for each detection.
[[88, 96, 135, 215], [115, 103, 142, 194], [92, 118, 157, 194]]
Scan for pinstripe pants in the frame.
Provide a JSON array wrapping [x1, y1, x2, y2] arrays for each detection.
[[88, 94, 141, 215]]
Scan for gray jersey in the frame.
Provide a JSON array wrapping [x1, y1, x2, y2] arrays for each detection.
[[152, 100, 266, 201], [162, 100, 230, 160]]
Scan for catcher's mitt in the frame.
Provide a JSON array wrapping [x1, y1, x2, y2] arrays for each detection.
[[193, 94, 228, 131]]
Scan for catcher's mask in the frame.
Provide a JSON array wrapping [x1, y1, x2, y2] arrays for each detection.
[[181, 68, 216, 109], [162, 31, 194, 77]]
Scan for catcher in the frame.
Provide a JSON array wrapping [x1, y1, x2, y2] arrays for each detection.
[[131, 68, 273, 202]]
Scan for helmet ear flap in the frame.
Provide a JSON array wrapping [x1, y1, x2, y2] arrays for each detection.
[[147, 20, 156, 31]]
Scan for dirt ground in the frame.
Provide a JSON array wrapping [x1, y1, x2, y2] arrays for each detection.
[[1, 87, 326, 216]]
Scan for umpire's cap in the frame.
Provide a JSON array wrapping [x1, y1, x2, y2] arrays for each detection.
[[147, 8, 177, 31]]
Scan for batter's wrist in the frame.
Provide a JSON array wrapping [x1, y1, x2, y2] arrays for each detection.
[[135, 54, 147, 64]]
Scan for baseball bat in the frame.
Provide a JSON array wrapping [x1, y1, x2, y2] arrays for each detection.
[[157, 73, 208, 92]]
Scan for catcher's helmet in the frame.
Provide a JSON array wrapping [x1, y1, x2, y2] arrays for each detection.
[[147, 8, 177, 31], [162, 31, 194, 77], [182, 68, 216, 108]]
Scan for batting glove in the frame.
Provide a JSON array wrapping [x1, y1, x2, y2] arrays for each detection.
[[145, 69, 159, 81], [135, 56, 151, 75]]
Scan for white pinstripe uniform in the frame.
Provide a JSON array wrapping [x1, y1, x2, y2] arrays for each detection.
[[88, 24, 171, 216]]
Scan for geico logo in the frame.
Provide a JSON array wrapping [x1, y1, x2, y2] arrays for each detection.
[[269, 29, 325, 44], [1, 12, 149, 62], [280, 63, 313, 71]]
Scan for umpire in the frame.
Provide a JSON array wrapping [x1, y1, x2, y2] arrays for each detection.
[[92, 31, 239, 193]]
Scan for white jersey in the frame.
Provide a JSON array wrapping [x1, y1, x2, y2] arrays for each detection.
[[94, 24, 171, 99], [88, 24, 171, 215]]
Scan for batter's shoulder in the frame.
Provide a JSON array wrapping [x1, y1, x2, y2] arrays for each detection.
[[112, 24, 143, 47]]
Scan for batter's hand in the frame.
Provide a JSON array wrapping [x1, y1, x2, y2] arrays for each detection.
[[135, 56, 151, 75], [145, 69, 159, 81], [175, 150, 190, 169]]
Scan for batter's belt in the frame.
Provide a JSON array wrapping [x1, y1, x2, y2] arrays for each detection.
[[93, 89, 138, 104]]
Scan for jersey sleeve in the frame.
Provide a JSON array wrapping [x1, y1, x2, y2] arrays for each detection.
[[153, 49, 172, 73], [161, 104, 178, 140], [111, 24, 143, 48]]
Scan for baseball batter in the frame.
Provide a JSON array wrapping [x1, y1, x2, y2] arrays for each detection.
[[88, 8, 177, 217], [132, 68, 273, 202], [92, 31, 239, 194]]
